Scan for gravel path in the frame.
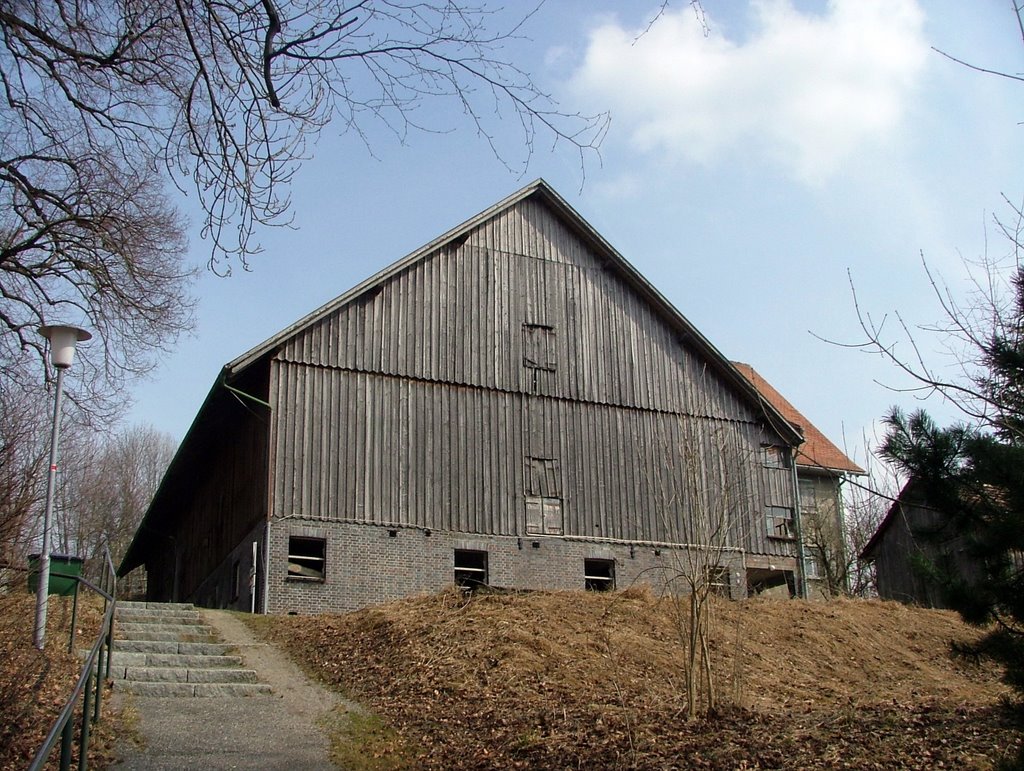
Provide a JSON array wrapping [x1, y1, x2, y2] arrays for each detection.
[[110, 609, 353, 770]]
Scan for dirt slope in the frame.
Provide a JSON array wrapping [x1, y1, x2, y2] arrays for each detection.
[[0, 590, 115, 771], [252, 588, 1022, 770]]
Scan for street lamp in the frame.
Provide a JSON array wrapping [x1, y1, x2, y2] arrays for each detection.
[[33, 324, 91, 650]]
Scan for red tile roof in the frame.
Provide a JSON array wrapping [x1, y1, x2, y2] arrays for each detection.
[[732, 362, 865, 475]]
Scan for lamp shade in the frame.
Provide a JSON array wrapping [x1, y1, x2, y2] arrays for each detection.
[[38, 325, 92, 369]]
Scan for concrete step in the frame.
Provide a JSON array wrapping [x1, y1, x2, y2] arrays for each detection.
[[113, 681, 273, 697], [108, 602, 273, 698], [116, 629, 216, 642], [116, 610, 202, 624], [117, 622, 212, 636], [117, 601, 196, 612], [110, 652, 244, 670], [122, 666, 259, 684], [113, 640, 234, 655]]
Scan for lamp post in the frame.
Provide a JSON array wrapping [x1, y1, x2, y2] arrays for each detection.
[[33, 324, 91, 650]]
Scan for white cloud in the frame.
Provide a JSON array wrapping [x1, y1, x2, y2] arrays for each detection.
[[568, 0, 929, 184]]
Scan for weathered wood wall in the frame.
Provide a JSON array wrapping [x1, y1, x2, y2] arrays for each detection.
[[271, 196, 797, 558], [145, 378, 270, 602]]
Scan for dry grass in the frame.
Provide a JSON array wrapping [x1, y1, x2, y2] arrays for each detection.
[[251, 587, 1023, 770], [0, 580, 119, 771]]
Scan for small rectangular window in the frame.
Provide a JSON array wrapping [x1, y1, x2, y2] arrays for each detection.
[[231, 560, 241, 601], [799, 479, 818, 517], [584, 559, 615, 591], [766, 506, 795, 540], [762, 446, 789, 469], [805, 551, 822, 579], [525, 457, 561, 497], [454, 550, 488, 590], [523, 324, 556, 371], [287, 536, 326, 581], [526, 495, 563, 535]]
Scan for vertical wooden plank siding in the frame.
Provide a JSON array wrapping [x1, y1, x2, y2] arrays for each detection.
[[272, 198, 796, 557], [175, 398, 269, 600]]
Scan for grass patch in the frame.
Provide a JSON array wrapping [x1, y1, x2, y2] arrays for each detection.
[[322, 706, 414, 771]]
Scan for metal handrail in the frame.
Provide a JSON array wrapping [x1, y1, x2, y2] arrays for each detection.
[[28, 546, 117, 771]]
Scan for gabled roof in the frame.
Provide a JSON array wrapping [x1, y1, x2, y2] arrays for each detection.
[[859, 480, 915, 560], [733, 362, 865, 475], [120, 180, 804, 575], [222, 179, 801, 444]]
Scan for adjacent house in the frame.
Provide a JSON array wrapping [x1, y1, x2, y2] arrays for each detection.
[[733, 364, 865, 598], [121, 180, 820, 614]]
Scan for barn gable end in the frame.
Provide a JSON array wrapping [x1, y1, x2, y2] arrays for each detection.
[[123, 180, 807, 612]]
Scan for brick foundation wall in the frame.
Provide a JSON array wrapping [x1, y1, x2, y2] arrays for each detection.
[[266, 519, 747, 615]]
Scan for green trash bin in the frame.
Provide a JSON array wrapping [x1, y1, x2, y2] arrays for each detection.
[[27, 553, 84, 596]]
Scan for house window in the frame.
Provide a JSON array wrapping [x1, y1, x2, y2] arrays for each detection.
[[231, 560, 241, 601], [454, 550, 488, 590], [766, 506, 795, 540], [526, 495, 564, 535], [523, 324, 556, 371], [584, 559, 615, 591], [805, 553, 822, 579], [799, 479, 818, 517], [287, 536, 326, 581], [525, 457, 560, 496], [762, 445, 789, 469]]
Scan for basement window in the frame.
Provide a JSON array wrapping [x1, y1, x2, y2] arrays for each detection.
[[454, 550, 488, 590], [287, 536, 326, 581], [584, 559, 615, 591], [766, 506, 795, 541], [707, 566, 731, 597], [525, 495, 563, 535]]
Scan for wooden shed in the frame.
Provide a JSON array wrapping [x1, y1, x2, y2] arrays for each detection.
[[860, 481, 983, 607], [120, 180, 809, 613]]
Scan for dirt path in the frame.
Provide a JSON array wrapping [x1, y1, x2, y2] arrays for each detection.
[[110, 609, 355, 770]]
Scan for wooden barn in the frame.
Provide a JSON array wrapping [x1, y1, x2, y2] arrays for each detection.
[[119, 180, 814, 614]]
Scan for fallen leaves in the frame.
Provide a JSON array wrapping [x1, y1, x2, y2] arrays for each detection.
[[250, 588, 1023, 769]]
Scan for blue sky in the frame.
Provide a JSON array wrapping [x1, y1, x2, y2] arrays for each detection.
[[124, 0, 1024, 470]]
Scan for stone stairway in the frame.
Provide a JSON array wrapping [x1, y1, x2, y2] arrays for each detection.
[[110, 601, 272, 697]]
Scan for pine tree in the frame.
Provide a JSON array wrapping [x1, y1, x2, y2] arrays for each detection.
[[880, 271, 1024, 741]]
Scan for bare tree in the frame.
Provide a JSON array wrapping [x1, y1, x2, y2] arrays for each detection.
[[846, 198, 1024, 435], [643, 402, 755, 719], [0, 371, 51, 577], [52, 424, 176, 590], [0, 1, 607, 413]]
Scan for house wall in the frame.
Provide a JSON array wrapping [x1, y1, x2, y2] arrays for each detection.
[[267, 520, 747, 615], [271, 199, 797, 565], [798, 471, 846, 599], [271, 366, 793, 553]]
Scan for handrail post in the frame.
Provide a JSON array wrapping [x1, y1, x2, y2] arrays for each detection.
[[59, 718, 73, 771], [104, 603, 114, 680], [92, 644, 104, 725], [78, 663, 92, 771]]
